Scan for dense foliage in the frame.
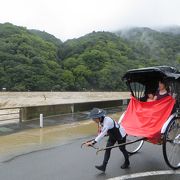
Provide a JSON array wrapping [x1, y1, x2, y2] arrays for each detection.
[[0, 23, 180, 91]]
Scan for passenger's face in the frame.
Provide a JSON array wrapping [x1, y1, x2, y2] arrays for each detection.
[[148, 94, 154, 99], [159, 82, 165, 91]]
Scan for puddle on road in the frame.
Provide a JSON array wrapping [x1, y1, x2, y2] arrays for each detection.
[[0, 112, 121, 161]]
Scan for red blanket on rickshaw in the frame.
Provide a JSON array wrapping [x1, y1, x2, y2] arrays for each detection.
[[121, 96, 175, 143]]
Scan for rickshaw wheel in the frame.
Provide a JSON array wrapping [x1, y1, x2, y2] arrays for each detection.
[[163, 117, 180, 170], [126, 135, 144, 155]]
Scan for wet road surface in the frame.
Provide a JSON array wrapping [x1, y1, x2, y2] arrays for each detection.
[[0, 136, 179, 180], [0, 109, 179, 180]]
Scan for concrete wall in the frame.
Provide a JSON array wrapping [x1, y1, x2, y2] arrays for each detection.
[[20, 99, 130, 121]]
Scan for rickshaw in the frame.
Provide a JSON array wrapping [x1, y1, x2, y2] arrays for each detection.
[[82, 66, 180, 170]]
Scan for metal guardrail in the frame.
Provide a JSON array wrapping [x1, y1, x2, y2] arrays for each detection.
[[0, 107, 20, 124]]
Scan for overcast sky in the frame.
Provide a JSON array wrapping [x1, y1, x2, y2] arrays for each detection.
[[0, 0, 180, 41]]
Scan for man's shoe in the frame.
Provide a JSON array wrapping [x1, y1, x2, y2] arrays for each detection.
[[121, 161, 130, 169], [95, 164, 106, 172]]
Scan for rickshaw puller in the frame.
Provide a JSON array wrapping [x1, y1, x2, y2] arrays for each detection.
[[86, 108, 130, 172]]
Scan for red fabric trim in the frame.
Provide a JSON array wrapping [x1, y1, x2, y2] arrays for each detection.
[[121, 96, 175, 143]]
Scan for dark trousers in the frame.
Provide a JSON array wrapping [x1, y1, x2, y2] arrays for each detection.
[[103, 136, 129, 164]]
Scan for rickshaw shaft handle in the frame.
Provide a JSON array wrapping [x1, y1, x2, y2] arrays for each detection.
[[96, 137, 147, 154]]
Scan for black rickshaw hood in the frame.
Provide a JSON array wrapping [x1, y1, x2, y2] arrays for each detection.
[[123, 66, 180, 82]]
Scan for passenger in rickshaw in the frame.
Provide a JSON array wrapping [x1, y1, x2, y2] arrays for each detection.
[[142, 80, 169, 102], [146, 91, 155, 102], [153, 80, 177, 113], [154, 80, 169, 100]]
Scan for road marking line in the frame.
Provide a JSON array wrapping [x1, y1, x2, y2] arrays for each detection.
[[108, 170, 180, 180]]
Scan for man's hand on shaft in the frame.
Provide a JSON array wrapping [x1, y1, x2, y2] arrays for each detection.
[[85, 140, 96, 147]]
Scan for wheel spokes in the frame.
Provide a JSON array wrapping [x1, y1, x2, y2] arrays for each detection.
[[165, 118, 180, 168]]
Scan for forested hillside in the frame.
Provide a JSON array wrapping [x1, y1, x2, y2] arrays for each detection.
[[0, 23, 65, 91], [0, 23, 179, 91]]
